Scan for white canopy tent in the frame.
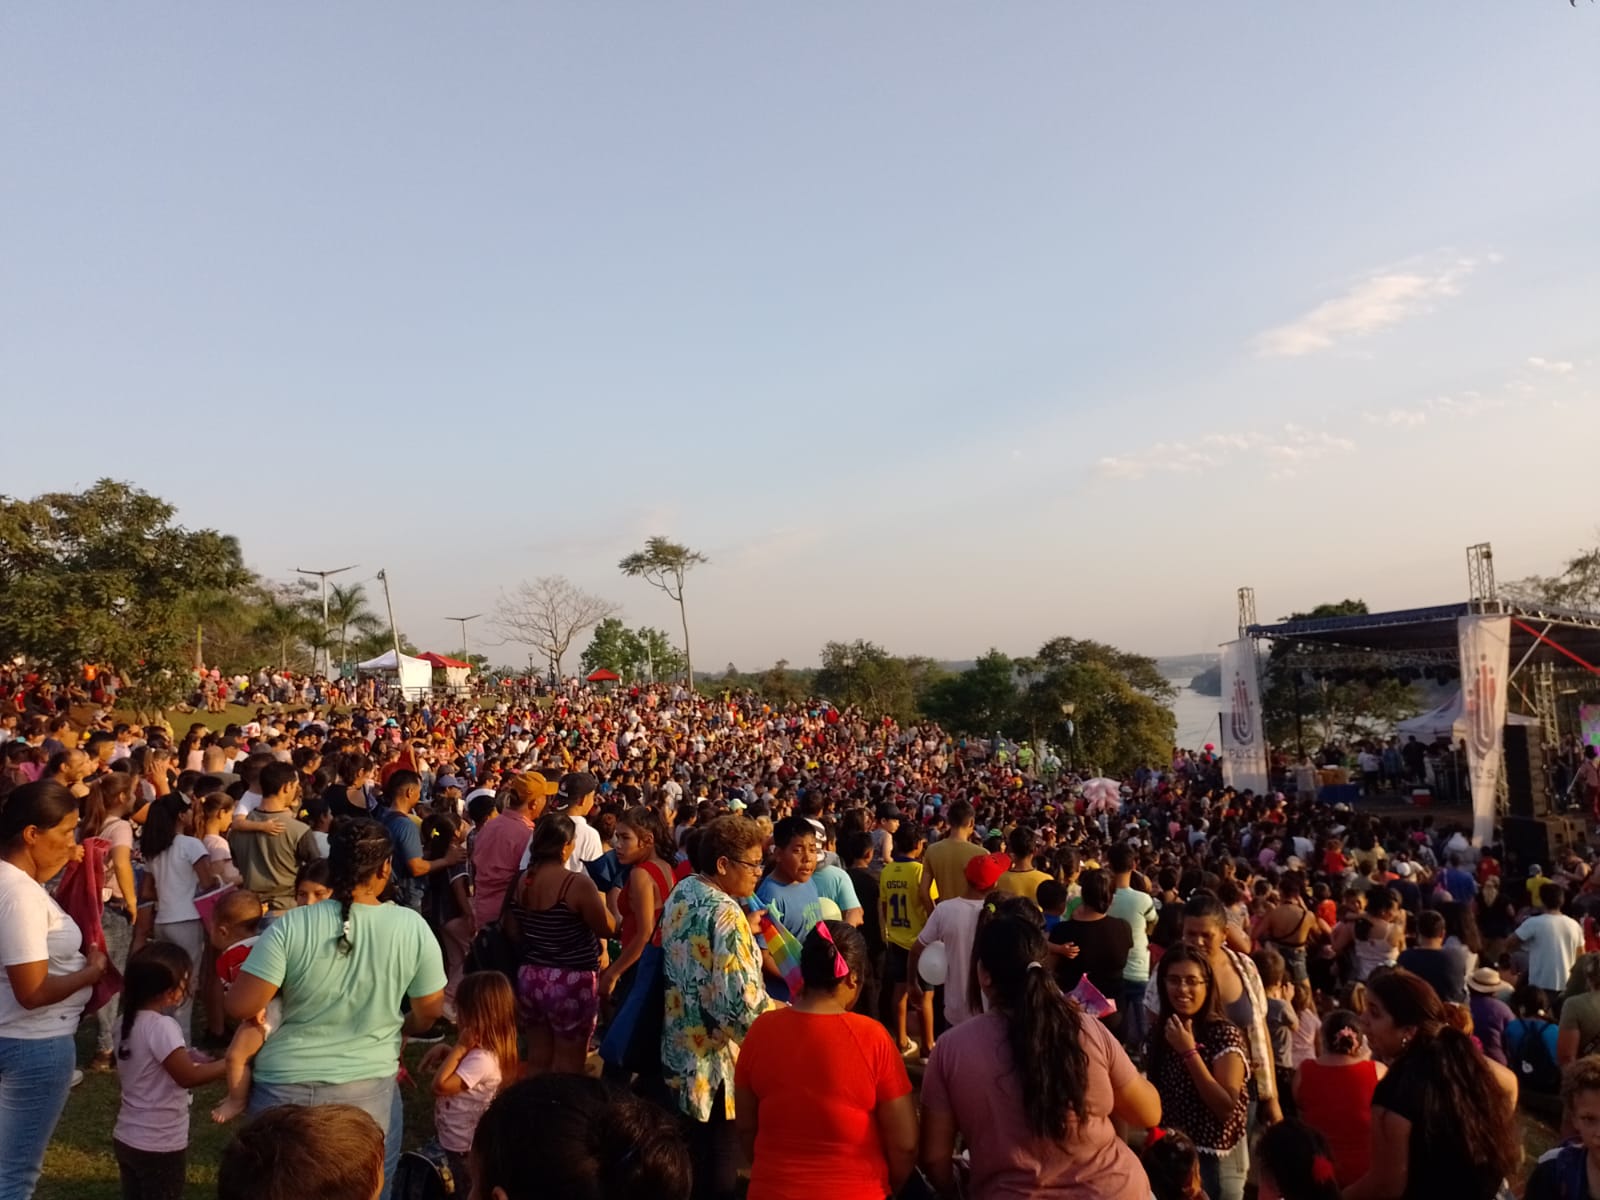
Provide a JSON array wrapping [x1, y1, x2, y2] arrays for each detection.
[[1396, 691, 1538, 745], [355, 649, 433, 700]]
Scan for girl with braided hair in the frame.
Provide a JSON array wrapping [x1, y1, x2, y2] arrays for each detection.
[[224, 817, 446, 1200]]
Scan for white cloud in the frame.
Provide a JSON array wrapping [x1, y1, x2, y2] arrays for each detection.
[[1527, 356, 1575, 374], [1363, 408, 1428, 428], [1097, 425, 1354, 482], [1254, 255, 1484, 357]]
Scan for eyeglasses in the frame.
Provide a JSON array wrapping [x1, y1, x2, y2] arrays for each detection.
[[726, 857, 764, 873]]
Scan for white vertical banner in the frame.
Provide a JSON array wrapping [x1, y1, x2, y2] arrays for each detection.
[[1218, 638, 1269, 795], [1458, 615, 1512, 846]]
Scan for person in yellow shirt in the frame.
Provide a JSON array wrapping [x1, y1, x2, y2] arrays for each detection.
[[994, 827, 1053, 903], [920, 800, 985, 914], [879, 823, 935, 1058]]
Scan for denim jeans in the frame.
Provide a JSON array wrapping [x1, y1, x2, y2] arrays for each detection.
[[1121, 979, 1150, 1049], [1198, 1136, 1249, 1200], [249, 1074, 403, 1200], [153, 918, 205, 1041], [0, 1034, 76, 1200], [97, 904, 135, 1054]]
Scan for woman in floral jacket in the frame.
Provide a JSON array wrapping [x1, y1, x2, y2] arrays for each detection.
[[661, 815, 774, 1200]]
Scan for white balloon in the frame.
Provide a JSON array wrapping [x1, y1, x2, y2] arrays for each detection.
[[918, 942, 949, 987], [816, 897, 842, 923]]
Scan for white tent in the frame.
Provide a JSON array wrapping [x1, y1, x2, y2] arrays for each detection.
[[355, 650, 433, 700], [1396, 691, 1538, 744]]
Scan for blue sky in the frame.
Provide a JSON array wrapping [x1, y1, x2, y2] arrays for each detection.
[[5, 6, 1597, 670]]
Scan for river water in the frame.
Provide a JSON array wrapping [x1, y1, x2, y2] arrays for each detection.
[[1168, 682, 1221, 750]]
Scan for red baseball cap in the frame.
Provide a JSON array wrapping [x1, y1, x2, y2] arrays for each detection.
[[965, 852, 1012, 892]]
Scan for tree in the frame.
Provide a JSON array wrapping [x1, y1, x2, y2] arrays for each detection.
[[1014, 638, 1176, 774], [580, 618, 685, 683], [921, 648, 1020, 735], [1259, 600, 1421, 755], [325, 582, 382, 674], [1503, 535, 1600, 612], [813, 640, 950, 726], [493, 575, 618, 680], [618, 538, 708, 684], [0, 480, 250, 713], [253, 593, 315, 673]]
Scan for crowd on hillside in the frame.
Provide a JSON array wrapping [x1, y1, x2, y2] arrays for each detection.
[[3, 676, 1600, 1200]]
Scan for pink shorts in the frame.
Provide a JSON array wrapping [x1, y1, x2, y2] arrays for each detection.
[[516, 965, 600, 1041]]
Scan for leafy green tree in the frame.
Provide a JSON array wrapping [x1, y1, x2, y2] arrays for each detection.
[[756, 659, 809, 708], [326, 582, 382, 674], [618, 538, 708, 684], [921, 649, 1020, 735], [1503, 536, 1600, 611], [0, 480, 249, 713], [1259, 600, 1421, 755], [814, 640, 950, 726], [1015, 638, 1176, 773], [580, 618, 685, 683]]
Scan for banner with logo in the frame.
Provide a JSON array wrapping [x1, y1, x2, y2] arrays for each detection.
[[1458, 615, 1511, 846], [1218, 638, 1269, 795]]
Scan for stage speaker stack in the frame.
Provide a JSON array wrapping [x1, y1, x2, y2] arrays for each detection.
[[1504, 724, 1549, 818], [1502, 814, 1584, 875]]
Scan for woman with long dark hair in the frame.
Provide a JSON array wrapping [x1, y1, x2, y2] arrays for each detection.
[[1147, 944, 1250, 1200], [0, 780, 109, 1198], [1344, 967, 1519, 1199], [224, 817, 446, 1200], [133, 793, 219, 1039], [921, 912, 1160, 1199]]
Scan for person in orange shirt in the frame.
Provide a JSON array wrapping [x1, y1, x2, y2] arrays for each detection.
[[735, 922, 916, 1200]]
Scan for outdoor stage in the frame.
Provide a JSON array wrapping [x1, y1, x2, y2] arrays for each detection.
[[1230, 544, 1600, 846]]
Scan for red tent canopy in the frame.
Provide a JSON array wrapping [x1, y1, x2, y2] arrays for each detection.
[[586, 668, 620, 683], [419, 652, 473, 669]]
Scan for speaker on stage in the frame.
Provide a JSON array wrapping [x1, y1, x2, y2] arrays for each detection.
[[1503, 814, 1581, 876], [1505, 723, 1548, 818]]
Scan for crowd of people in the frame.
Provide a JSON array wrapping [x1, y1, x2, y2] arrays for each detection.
[[1, 674, 1599, 1200]]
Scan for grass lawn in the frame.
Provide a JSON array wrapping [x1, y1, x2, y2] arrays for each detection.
[[41, 1026, 441, 1200]]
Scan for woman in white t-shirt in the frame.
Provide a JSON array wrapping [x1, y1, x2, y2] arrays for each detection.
[[80, 772, 141, 1072], [0, 780, 110, 1197], [134, 795, 219, 1040]]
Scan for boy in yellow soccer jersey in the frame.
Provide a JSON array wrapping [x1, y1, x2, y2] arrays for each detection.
[[879, 823, 935, 1057]]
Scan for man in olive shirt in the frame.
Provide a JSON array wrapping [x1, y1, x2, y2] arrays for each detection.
[[230, 761, 321, 914], [919, 799, 986, 912]]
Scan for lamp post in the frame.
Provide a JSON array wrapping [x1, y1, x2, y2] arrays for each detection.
[[294, 564, 357, 678], [443, 614, 481, 662], [1060, 702, 1077, 772]]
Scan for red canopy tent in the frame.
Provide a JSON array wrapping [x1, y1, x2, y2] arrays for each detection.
[[586, 668, 620, 684], [418, 652, 472, 670]]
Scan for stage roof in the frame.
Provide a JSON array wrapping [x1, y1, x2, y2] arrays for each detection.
[[1246, 600, 1600, 669]]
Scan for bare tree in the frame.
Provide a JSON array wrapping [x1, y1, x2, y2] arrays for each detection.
[[492, 575, 619, 680]]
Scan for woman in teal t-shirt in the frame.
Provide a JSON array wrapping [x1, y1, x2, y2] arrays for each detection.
[[226, 818, 447, 1200]]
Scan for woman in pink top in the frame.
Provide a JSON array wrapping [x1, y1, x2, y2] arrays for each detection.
[[920, 912, 1161, 1199]]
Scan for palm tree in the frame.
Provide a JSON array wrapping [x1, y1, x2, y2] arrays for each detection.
[[327, 583, 382, 675], [253, 597, 313, 673]]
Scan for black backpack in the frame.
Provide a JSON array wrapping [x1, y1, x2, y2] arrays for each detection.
[[390, 1143, 457, 1200], [464, 869, 523, 985], [1515, 1017, 1562, 1094]]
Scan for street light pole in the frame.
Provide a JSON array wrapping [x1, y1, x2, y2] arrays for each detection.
[[443, 614, 482, 662], [295, 564, 357, 678]]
